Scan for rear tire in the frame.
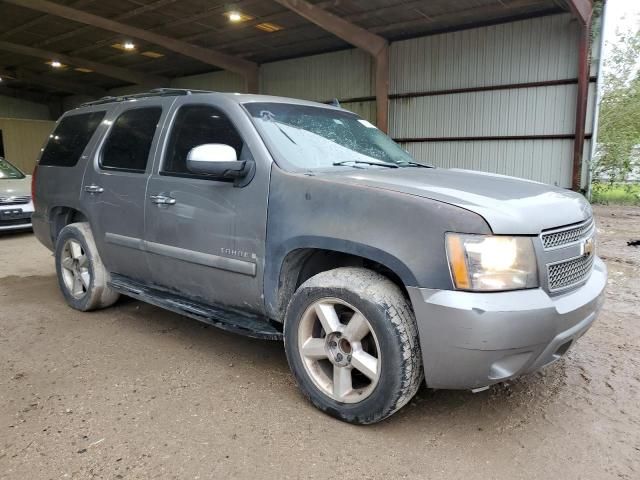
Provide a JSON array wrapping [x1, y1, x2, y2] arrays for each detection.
[[284, 267, 423, 424], [55, 222, 119, 311]]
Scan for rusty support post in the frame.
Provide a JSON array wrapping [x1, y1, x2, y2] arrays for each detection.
[[571, 24, 591, 191], [375, 46, 389, 133], [572, 22, 591, 191], [245, 68, 260, 94], [567, 0, 593, 191]]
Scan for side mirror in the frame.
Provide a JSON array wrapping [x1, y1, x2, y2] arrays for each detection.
[[186, 144, 247, 179]]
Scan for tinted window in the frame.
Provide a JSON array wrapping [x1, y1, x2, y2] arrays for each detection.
[[101, 107, 162, 172], [40, 111, 105, 167], [163, 105, 244, 175], [0, 158, 25, 179]]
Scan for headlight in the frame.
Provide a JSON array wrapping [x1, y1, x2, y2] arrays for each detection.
[[445, 233, 538, 291]]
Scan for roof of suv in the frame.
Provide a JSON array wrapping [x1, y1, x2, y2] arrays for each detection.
[[78, 88, 343, 112]]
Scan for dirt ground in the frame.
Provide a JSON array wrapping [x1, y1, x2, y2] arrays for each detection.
[[0, 205, 638, 480]]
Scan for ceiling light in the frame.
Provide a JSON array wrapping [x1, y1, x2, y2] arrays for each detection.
[[49, 60, 63, 68], [228, 11, 242, 22], [74, 67, 93, 73], [255, 22, 283, 32], [111, 43, 137, 52], [226, 11, 252, 23], [141, 50, 164, 58]]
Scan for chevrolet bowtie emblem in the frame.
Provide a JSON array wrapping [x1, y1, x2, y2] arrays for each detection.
[[582, 237, 595, 257]]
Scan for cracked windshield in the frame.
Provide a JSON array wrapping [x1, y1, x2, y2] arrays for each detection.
[[244, 102, 426, 170]]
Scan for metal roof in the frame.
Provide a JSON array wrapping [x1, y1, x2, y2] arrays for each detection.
[[0, 0, 566, 101]]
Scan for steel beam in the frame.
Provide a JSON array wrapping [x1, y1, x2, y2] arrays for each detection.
[[0, 68, 107, 97], [0, 67, 106, 96], [272, 0, 389, 132], [565, 0, 592, 24], [567, 0, 593, 191], [32, 0, 180, 49], [4, 0, 259, 92], [0, 0, 93, 39], [0, 40, 167, 86]]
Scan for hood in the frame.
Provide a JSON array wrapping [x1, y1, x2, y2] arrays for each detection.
[[0, 175, 32, 198], [318, 168, 591, 234]]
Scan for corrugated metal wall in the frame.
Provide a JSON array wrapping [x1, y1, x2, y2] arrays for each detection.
[[0, 95, 51, 120], [0, 117, 54, 173], [260, 49, 376, 121], [389, 13, 595, 188], [253, 13, 594, 188], [53, 12, 595, 189]]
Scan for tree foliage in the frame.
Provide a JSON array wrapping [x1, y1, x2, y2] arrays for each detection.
[[594, 13, 640, 182]]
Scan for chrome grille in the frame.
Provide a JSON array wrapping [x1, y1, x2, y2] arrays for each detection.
[[0, 195, 30, 205], [547, 254, 594, 292], [541, 219, 594, 249]]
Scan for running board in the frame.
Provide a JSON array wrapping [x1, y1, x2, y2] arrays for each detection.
[[109, 274, 283, 341]]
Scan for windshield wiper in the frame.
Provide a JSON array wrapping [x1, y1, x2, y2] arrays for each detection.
[[260, 111, 297, 145], [397, 161, 434, 168], [333, 159, 399, 169]]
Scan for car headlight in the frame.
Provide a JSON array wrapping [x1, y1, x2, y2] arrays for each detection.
[[445, 233, 538, 291]]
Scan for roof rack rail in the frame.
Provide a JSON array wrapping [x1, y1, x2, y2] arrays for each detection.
[[80, 88, 213, 107]]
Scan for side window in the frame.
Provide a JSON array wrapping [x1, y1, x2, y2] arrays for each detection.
[[101, 107, 162, 172], [40, 111, 105, 167], [163, 105, 245, 176]]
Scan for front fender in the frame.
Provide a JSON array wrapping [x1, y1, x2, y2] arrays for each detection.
[[263, 166, 491, 320]]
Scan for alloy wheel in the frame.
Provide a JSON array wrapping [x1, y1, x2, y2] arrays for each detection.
[[60, 239, 91, 299], [297, 298, 381, 403]]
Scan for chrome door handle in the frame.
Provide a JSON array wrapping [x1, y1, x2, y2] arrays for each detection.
[[84, 184, 104, 194], [149, 194, 176, 205]]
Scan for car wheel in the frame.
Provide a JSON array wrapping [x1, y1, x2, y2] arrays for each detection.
[[55, 222, 119, 311], [284, 267, 423, 424]]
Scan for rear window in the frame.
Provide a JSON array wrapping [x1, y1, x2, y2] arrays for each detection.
[[39, 111, 105, 167], [101, 107, 162, 173]]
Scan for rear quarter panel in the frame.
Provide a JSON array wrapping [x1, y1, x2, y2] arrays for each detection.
[[32, 107, 114, 250]]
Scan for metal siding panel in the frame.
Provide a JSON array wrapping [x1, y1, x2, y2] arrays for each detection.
[[0, 118, 55, 173], [0, 95, 51, 120], [390, 85, 579, 138], [390, 13, 580, 95], [260, 49, 374, 102], [170, 71, 245, 92], [340, 101, 376, 123], [402, 139, 574, 188], [387, 13, 590, 189]]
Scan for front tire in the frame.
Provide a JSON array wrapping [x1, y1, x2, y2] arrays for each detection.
[[284, 267, 423, 424], [55, 222, 119, 311]]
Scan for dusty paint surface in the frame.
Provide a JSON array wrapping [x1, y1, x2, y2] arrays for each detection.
[[0, 205, 639, 479]]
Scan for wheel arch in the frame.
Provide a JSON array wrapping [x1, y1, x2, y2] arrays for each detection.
[[49, 205, 90, 244], [265, 237, 417, 322]]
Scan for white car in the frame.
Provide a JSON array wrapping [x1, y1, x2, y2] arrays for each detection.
[[0, 157, 34, 232]]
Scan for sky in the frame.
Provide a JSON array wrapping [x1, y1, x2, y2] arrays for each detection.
[[602, 0, 640, 59]]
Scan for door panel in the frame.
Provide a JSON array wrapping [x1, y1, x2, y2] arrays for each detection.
[[81, 100, 173, 281], [144, 98, 270, 313]]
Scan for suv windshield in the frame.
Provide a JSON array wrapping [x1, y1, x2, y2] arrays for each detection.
[[0, 158, 25, 179], [244, 102, 424, 171]]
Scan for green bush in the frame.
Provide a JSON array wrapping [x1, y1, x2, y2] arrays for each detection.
[[591, 182, 640, 205]]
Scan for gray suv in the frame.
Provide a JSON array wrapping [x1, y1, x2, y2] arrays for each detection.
[[32, 89, 607, 424]]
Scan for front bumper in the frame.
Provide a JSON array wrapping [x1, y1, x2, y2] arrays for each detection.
[[407, 257, 607, 390], [0, 201, 34, 232]]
